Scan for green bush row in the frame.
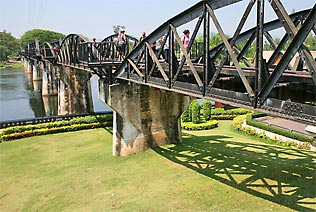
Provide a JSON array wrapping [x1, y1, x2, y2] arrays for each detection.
[[211, 108, 252, 117], [1, 123, 109, 142], [0, 114, 113, 142], [245, 114, 315, 143], [232, 115, 311, 149], [181, 100, 252, 123], [182, 120, 218, 131], [1, 114, 112, 135]]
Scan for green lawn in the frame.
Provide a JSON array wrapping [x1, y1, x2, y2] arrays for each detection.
[[0, 121, 315, 211]]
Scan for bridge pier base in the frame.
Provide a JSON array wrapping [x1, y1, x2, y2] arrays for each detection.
[[32, 60, 42, 81], [57, 66, 94, 115], [99, 81, 192, 156], [42, 62, 58, 96], [24, 60, 33, 74]]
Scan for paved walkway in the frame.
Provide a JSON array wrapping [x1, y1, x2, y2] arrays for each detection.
[[255, 116, 314, 136]]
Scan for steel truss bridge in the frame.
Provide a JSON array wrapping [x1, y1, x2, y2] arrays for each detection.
[[22, 0, 316, 125]]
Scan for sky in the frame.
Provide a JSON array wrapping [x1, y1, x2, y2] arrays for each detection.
[[0, 0, 314, 41]]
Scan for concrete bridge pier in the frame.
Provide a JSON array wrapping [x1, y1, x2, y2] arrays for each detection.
[[41, 62, 58, 116], [32, 60, 42, 81], [42, 62, 58, 96], [99, 80, 192, 156], [24, 59, 33, 74], [23, 58, 28, 71], [56, 66, 94, 115]]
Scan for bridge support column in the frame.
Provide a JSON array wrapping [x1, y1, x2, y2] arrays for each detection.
[[23, 58, 28, 71], [57, 66, 94, 115], [99, 81, 192, 156], [32, 60, 42, 81], [24, 60, 33, 74], [42, 62, 58, 96]]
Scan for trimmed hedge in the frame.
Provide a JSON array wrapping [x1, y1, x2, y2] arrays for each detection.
[[246, 114, 315, 143], [211, 108, 252, 120], [0, 114, 113, 142], [182, 120, 218, 131]]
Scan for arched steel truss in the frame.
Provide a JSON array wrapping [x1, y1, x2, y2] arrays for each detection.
[[39, 40, 61, 62], [21, 40, 40, 59], [114, 0, 316, 124], [56, 34, 89, 65]]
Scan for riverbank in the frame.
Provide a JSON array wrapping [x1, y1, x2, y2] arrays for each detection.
[[0, 121, 315, 211], [0, 61, 23, 69]]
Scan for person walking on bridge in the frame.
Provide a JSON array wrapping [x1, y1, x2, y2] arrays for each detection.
[[181, 29, 190, 52], [181, 29, 190, 60], [117, 30, 127, 60], [139, 32, 146, 43]]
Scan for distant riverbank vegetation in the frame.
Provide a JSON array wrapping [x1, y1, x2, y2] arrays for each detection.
[[0, 29, 65, 62], [0, 61, 23, 69]]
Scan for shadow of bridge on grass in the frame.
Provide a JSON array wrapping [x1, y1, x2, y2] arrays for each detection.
[[153, 133, 316, 211]]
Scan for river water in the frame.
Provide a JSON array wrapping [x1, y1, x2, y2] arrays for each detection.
[[0, 67, 110, 122]]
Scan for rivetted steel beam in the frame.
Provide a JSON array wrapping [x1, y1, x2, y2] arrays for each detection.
[[255, 0, 265, 101], [208, 9, 312, 60], [266, 33, 289, 68], [259, 5, 316, 104], [269, 0, 316, 82], [203, 5, 210, 96], [206, 4, 255, 97], [173, 11, 204, 84], [208, 0, 256, 89], [236, 31, 256, 63], [170, 24, 203, 88]]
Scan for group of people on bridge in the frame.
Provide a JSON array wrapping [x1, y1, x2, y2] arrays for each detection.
[[93, 28, 191, 62]]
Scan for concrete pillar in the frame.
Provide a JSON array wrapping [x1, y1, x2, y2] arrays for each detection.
[[99, 80, 192, 156], [42, 63, 58, 96], [58, 79, 67, 115], [32, 60, 42, 81], [32, 80, 42, 92], [23, 59, 28, 71], [57, 66, 94, 115], [42, 95, 58, 116], [26, 60, 33, 74]]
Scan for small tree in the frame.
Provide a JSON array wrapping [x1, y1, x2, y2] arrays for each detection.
[[202, 100, 212, 121], [0, 45, 10, 61], [181, 104, 192, 122], [191, 100, 201, 124]]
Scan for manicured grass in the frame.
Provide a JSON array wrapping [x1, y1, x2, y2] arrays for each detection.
[[0, 121, 315, 211]]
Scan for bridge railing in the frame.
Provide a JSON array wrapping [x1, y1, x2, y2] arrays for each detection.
[[77, 39, 139, 64]]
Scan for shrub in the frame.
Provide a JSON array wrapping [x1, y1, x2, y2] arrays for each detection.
[[182, 120, 218, 131], [232, 115, 247, 131], [202, 100, 212, 121], [191, 100, 201, 124], [181, 104, 192, 122]]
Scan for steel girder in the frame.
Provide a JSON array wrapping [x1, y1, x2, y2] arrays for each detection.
[[56, 34, 88, 65], [114, 0, 316, 124], [39, 40, 61, 62], [21, 40, 40, 59]]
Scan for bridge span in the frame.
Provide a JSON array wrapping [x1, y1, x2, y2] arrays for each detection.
[[21, 0, 315, 156]]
